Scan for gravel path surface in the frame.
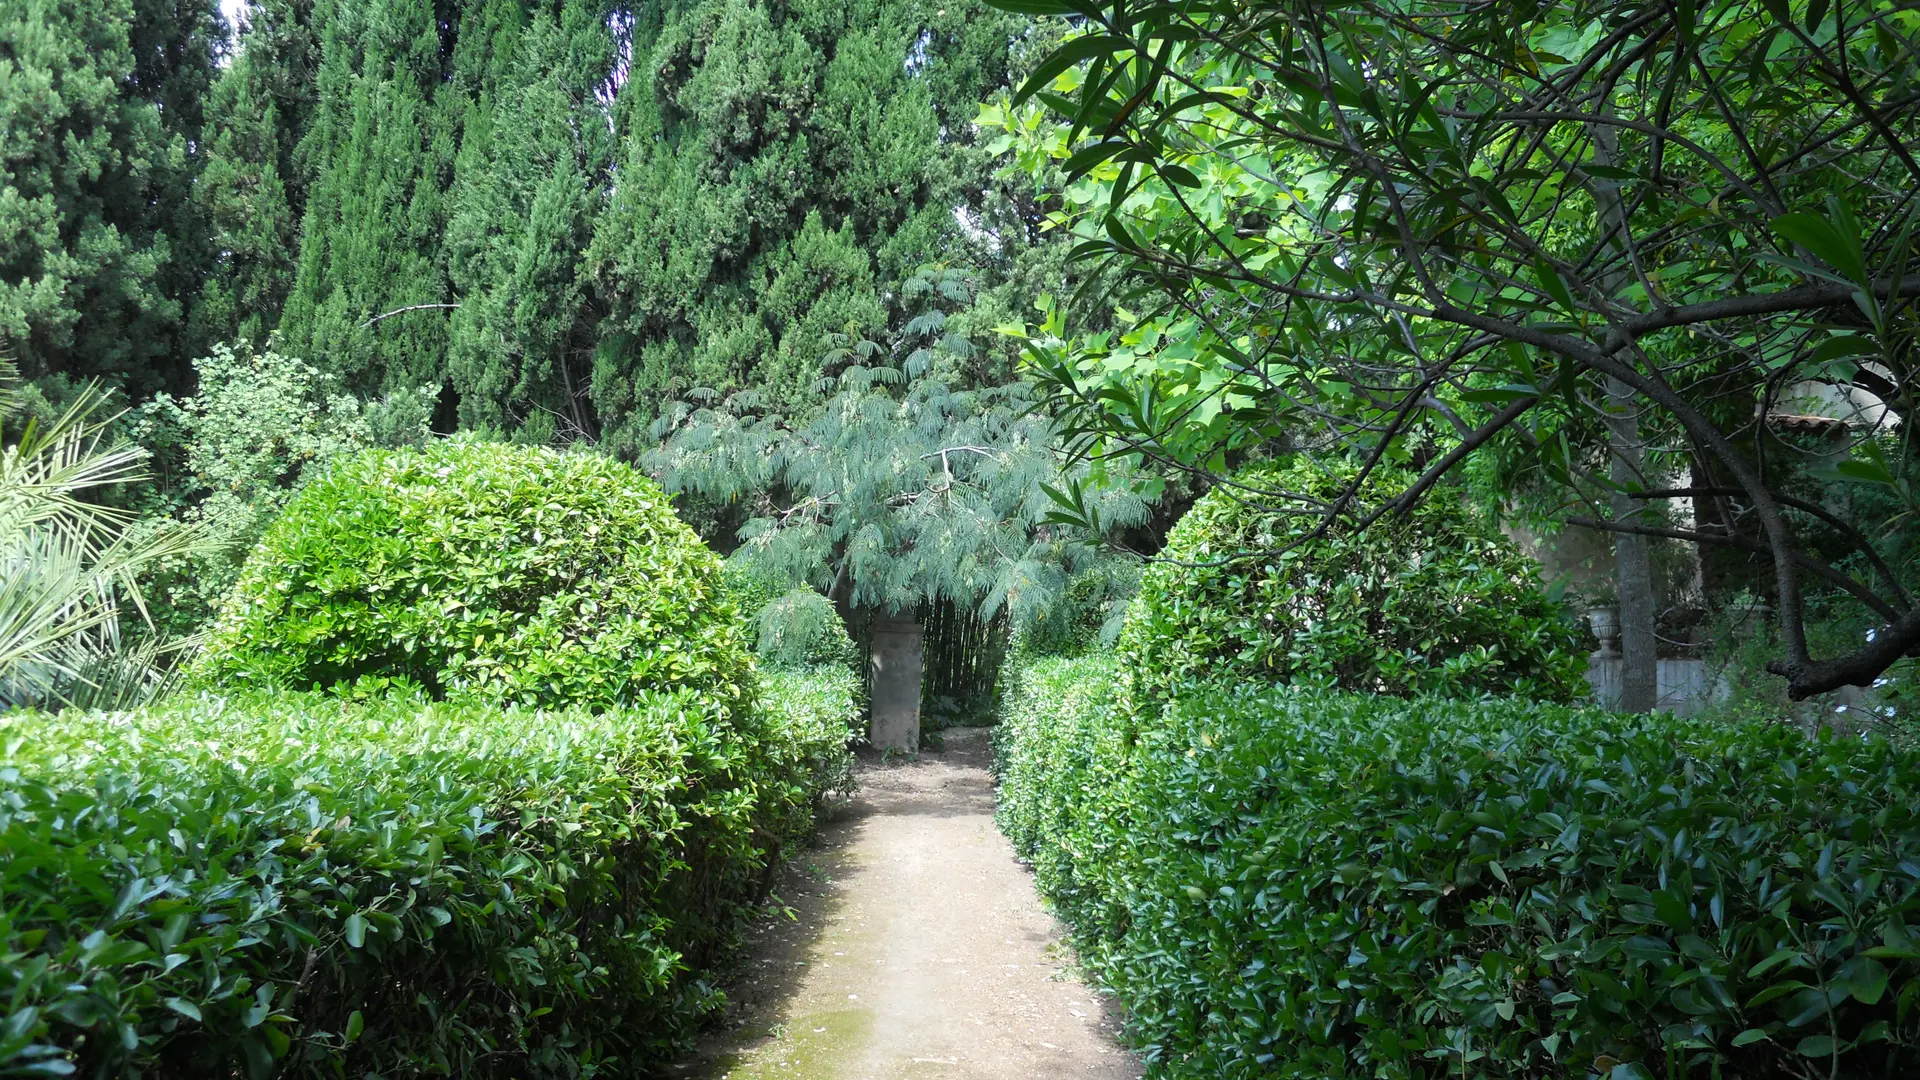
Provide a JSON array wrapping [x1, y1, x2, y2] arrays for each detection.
[[664, 727, 1141, 1080]]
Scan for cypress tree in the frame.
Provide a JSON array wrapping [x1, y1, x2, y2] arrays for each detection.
[[243, 0, 324, 188], [188, 0, 321, 350], [443, 0, 614, 439], [6, 0, 1027, 429], [276, 0, 457, 394], [586, 0, 1025, 452], [0, 0, 225, 395], [190, 47, 300, 349]]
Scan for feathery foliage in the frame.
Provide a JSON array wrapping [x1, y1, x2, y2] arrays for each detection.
[[650, 267, 1146, 631]]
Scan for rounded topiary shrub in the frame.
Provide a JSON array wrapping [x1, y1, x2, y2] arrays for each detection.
[[197, 440, 753, 712], [1121, 458, 1587, 701]]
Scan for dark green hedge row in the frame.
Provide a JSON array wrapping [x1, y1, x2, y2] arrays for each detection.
[[1, 665, 858, 1078], [996, 657, 1920, 1078]]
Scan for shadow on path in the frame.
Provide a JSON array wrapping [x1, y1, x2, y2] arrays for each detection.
[[657, 728, 1140, 1080]]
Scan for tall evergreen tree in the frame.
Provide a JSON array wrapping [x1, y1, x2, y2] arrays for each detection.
[[190, 47, 300, 349], [240, 0, 322, 194], [188, 0, 320, 350], [0, 0, 226, 396], [276, 0, 457, 394], [443, 0, 614, 440], [585, 0, 1025, 453]]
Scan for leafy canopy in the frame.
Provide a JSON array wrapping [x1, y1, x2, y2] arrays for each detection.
[[982, 0, 1920, 699]]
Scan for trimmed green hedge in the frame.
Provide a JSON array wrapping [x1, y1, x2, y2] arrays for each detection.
[[196, 441, 752, 714], [997, 657, 1920, 1078], [760, 662, 864, 808], [1120, 459, 1587, 702], [0, 672, 858, 1077]]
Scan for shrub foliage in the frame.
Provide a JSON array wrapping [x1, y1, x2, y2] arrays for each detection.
[[753, 587, 859, 673], [1120, 460, 1586, 702], [997, 658, 1920, 1078], [196, 441, 751, 712], [0, 674, 858, 1076]]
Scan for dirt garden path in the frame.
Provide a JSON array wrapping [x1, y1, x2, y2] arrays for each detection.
[[662, 727, 1142, 1080]]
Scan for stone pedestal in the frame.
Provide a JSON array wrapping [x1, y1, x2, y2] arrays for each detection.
[[868, 617, 923, 752], [1584, 656, 1728, 716]]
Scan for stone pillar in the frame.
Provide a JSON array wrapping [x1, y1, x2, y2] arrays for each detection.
[[868, 617, 923, 752]]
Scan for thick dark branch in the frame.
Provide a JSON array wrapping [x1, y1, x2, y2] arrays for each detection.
[[1630, 485, 1911, 610], [1566, 515, 1901, 623], [1599, 276, 1920, 353], [1768, 606, 1920, 700], [1374, 393, 1539, 521]]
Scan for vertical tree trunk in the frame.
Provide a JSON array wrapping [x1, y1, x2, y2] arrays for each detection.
[[1590, 123, 1659, 713], [1606, 378, 1659, 712]]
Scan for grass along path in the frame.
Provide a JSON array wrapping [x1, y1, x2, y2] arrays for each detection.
[[665, 727, 1140, 1080]]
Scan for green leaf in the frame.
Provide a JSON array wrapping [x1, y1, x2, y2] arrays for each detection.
[[242, 1036, 274, 1080], [1746, 979, 1811, 1009], [1748, 946, 1801, 977], [164, 998, 202, 1022], [1772, 212, 1867, 284], [1831, 459, 1898, 487], [1809, 335, 1879, 364], [1062, 140, 1130, 180], [344, 1010, 365, 1044], [344, 913, 367, 949], [1846, 956, 1891, 1005], [1012, 36, 1123, 107], [1796, 1034, 1836, 1058], [1532, 258, 1577, 313], [1732, 1028, 1771, 1047], [1158, 164, 1201, 189]]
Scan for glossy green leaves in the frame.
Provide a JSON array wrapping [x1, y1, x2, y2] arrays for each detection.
[[0, 673, 858, 1075], [195, 440, 753, 715], [1119, 459, 1589, 703], [996, 662, 1920, 1078]]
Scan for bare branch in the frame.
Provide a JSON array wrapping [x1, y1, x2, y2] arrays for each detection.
[[360, 303, 461, 329]]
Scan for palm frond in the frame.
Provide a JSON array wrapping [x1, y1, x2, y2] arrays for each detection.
[[0, 381, 226, 710]]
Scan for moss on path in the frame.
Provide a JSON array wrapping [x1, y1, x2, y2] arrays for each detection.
[[666, 728, 1140, 1080]]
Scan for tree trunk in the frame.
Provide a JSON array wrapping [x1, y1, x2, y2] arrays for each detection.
[[1607, 377, 1659, 712], [1590, 122, 1658, 713]]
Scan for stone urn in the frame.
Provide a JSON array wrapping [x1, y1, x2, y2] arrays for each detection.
[[1586, 605, 1622, 657]]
